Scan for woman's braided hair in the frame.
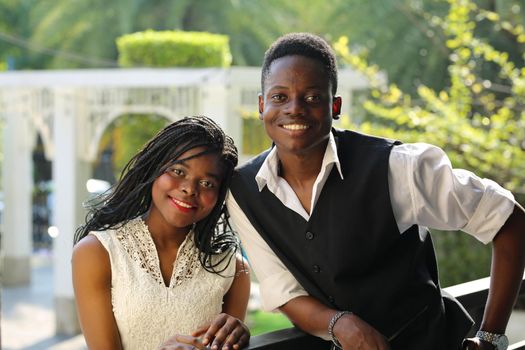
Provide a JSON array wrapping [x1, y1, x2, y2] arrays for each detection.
[[75, 116, 239, 274]]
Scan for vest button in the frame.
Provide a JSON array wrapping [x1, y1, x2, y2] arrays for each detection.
[[313, 264, 321, 273], [328, 296, 335, 304], [305, 231, 314, 240]]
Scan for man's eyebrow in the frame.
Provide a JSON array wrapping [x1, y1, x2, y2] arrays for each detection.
[[267, 84, 289, 91]]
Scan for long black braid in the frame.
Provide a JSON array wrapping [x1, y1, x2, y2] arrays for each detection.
[[75, 116, 239, 274]]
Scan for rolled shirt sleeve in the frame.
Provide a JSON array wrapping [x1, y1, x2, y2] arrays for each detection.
[[226, 192, 308, 311], [389, 143, 516, 244]]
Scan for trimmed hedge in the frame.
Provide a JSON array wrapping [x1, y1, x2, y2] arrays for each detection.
[[116, 30, 232, 68]]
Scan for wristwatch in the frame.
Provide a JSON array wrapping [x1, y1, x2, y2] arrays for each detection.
[[475, 330, 509, 350]]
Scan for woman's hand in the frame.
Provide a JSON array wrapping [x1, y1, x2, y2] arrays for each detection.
[[190, 313, 250, 350], [158, 335, 208, 350]]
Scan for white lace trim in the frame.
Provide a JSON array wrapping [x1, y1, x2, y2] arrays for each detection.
[[115, 218, 201, 287]]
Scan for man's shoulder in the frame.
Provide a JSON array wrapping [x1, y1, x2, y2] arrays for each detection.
[[333, 128, 400, 147], [235, 148, 271, 175]]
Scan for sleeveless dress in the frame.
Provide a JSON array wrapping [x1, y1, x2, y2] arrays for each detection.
[[90, 218, 236, 350]]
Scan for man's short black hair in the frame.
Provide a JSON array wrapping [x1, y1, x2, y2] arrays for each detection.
[[261, 32, 338, 95]]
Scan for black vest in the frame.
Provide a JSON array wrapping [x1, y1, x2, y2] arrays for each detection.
[[230, 129, 473, 349]]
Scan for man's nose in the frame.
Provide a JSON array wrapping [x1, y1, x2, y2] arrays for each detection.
[[285, 98, 306, 116]]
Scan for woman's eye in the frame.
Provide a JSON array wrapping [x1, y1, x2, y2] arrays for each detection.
[[271, 94, 286, 102], [199, 180, 215, 189], [170, 168, 184, 176]]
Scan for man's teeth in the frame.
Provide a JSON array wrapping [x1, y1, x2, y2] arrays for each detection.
[[174, 199, 192, 208], [283, 124, 309, 130]]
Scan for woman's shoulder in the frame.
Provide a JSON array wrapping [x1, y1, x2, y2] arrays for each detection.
[[72, 234, 111, 280]]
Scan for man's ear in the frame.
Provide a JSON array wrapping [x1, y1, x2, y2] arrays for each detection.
[[332, 96, 342, 120], [258, 93, 264, 120]]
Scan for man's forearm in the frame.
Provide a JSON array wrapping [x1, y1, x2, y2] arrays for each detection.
[[280, 295, 337, 339], [481, 205, 525, 332]]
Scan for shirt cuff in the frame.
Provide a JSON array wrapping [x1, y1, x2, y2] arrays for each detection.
[[462, 178, 516, 244], [259, 270, 309, 312]]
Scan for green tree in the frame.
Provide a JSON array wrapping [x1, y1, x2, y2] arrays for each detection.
[[322, 0, 524, 96], [97, 114, 169, 182], [1, 0, 292, 69], [334, 0, 525, 286]]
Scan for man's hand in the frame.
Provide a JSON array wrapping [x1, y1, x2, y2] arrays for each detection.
[[191, 313, 250, 350], [462, 338, 496, 350], [333, 313, 391, 350]]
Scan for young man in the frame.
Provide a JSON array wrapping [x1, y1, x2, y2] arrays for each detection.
[[228, 32, 525, 350]]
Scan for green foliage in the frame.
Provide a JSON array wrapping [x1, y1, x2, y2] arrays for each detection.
[[334, 0, 525, 284], [431, 229, 491, 287], [1, 0, 289, 69], [334, 0, 525, 204], [247, 310, 293, 336], [98, 114, 169, 181], [241, 111, 272, 156], [116, 30, 232, 68]]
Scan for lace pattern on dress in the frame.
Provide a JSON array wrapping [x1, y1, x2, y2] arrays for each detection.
[[115, 218, 201, 287]]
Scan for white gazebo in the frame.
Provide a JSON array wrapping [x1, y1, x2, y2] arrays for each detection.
[[0, 67, 371, 335]]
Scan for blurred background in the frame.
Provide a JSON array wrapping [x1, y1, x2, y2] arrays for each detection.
[[1, 0, 524, 349]]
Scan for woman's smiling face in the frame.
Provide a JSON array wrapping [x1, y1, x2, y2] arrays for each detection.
[[148, 146, 224, 235]]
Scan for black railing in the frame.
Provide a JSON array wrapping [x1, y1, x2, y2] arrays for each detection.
[[246, 273, 525, 349]]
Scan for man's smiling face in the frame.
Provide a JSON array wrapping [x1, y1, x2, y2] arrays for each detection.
[[259, 55, 341, 157]]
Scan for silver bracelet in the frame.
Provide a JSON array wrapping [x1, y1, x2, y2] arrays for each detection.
[[328, 310, 352, 349]]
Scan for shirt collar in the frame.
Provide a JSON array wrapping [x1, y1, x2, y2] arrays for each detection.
[[255, 131, 344, 192]]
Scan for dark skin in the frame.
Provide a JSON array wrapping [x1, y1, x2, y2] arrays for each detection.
[[73, 148, 251, 350], [260, 54, 525, 350]]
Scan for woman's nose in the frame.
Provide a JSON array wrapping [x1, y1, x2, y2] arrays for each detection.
[[181, 180, 196, 196]]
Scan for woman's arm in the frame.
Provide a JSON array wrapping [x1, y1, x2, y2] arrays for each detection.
[[178, 255, 251, 350], [72, 235, 122, 349], [222, 255, 251, 320]]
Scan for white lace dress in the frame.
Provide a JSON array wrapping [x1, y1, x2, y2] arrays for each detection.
[[90, 218, 236, 350]]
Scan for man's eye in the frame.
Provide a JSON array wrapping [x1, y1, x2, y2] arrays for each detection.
[[305, 95, 321, 103], [200, 180, 214, 188]]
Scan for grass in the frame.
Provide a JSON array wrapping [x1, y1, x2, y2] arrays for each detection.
[[247, 310, 293, 336]]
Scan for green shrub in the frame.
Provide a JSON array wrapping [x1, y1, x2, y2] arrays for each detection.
[[116, 30, 232, 68]]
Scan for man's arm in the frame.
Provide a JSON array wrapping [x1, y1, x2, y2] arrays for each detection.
[[227, 193, 390, 349], [280, 296, 390, 350], [226, 192, 308, 311], [464, 204, 525, 349]]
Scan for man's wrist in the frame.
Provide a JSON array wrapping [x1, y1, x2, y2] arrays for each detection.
[[328, 310, 352, 349], [475, 330, 509, 350]]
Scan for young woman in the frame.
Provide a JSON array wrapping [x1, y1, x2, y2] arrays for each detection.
[[73, 116, 250, 350]]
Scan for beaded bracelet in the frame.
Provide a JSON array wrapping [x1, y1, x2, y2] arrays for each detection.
[[328, 310, 352, 349]]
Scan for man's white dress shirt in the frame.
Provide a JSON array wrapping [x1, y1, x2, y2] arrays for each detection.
[[227, 133, 516, 312]]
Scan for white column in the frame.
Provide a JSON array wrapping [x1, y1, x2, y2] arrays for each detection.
[[199, 70, 243, 155], [1, 89, 33, 286], [52, 89, 90, 335]]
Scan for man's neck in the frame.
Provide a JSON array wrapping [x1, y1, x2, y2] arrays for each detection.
[[275, 141, 327, 213]]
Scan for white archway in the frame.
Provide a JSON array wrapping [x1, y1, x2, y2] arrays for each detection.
[[0, 67, 372, 335]]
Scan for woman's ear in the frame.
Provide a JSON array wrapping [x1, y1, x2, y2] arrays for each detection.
[[258, 93, 264, 120]]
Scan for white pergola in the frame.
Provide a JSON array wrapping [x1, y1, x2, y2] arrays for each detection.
[[0, 67, 370, 335]]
